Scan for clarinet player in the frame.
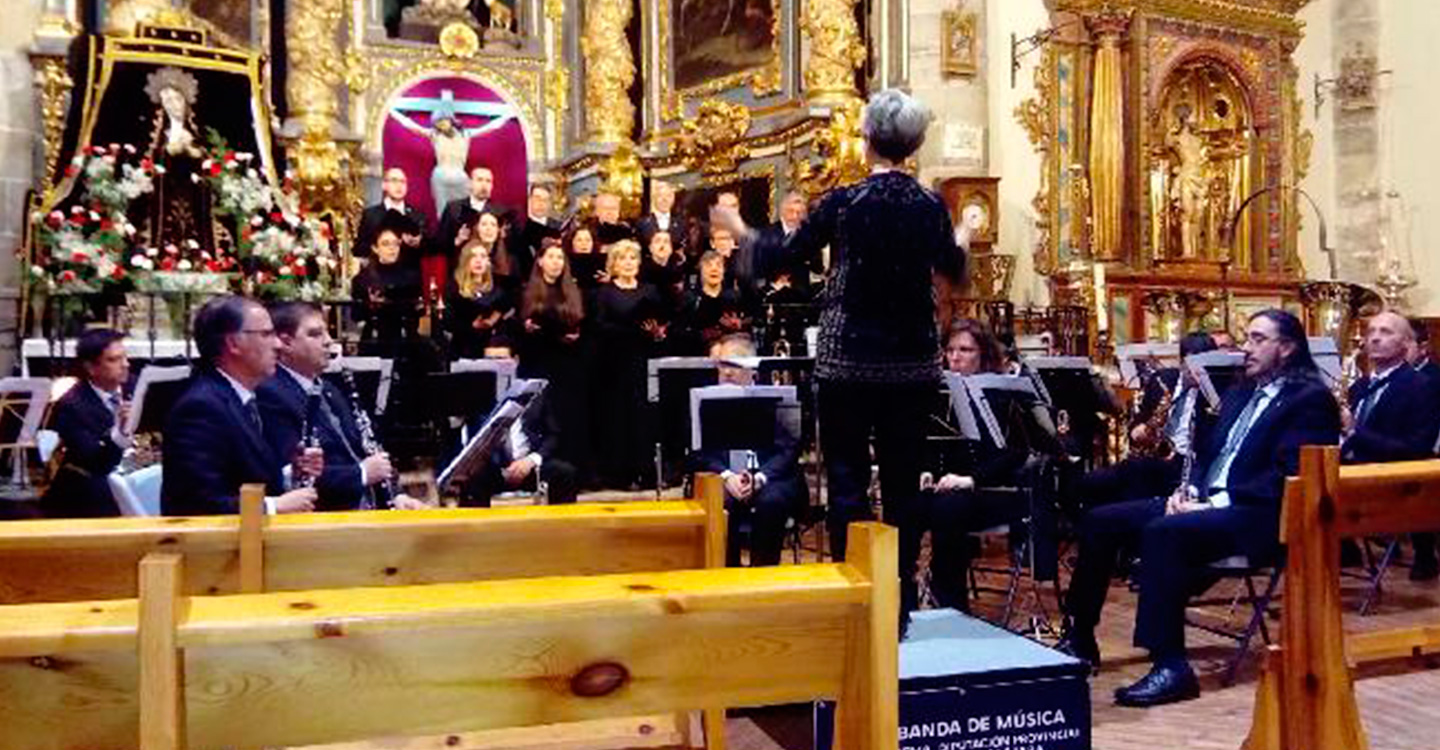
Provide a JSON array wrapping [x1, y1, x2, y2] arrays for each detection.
[[258, 302, 429, 510]]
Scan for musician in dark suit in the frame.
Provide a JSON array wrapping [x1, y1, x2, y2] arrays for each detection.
[[258, 303, 428, 512], [1061, 309, 1340, 707], [459, 388, 578, 508], [41, 329, 131, 518], [687, 334, 807, 566], [435, 166, 514, 270], [354, 168, 427, 265], [1347, 312, 1440, 580], [1069, 331, 1219, 511], [511, 184, 562, 283], [162, 296, 319, 516]]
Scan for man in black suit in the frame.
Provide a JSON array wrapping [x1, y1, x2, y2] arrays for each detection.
[[511, 184, 562, 283], [41, 328, 131, 518], [258, 302, 429, 512], [435, 166, 513, 267], [751, 191, 812, 297], [162, 296, 319, 516], [459, 387, 578, 508], [687, 334, 807, 566], [1069, 331, 1219, 511], [1060, 309, 1340, 707], [354, 168, 427, 264], [636, 180, 683, 255], [1345, 312, 1440, 580]]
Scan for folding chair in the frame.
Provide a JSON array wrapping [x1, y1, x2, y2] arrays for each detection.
[[1184, 555, 1283, 686]]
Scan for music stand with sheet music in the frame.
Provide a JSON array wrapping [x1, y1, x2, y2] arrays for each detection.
[[942, 371, 1062, 630], [1185, 351, 1247, 410], [424, 358, 518, 428], [1116, 343, 1181, 389], [126, 365, 193, 436], [323, 356, 393, 417], [1024, 355, 1111, 467], [436, 379, 546, 497], [688, 384, 801, 457], [649, 357, 721, 482], [0, 378, 52, 486]]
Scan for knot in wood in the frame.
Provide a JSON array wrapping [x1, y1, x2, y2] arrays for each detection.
[[570, 662, 629, 697]]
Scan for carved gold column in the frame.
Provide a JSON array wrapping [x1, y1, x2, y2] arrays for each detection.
[[543, 0, 569, 160], [802, 0, 865, 106], [580, 0, 635, 145], [1087, 10, 1129, 263], [287, 0, 370, 212]]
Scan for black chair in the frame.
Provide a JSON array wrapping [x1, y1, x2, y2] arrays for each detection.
[[1184, 555, 1283, 686]]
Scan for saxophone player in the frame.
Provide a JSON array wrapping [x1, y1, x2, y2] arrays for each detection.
[[1068, 331, 1219, 511], [258, 302, 429, 511]]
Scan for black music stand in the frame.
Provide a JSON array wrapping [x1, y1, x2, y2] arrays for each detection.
[[127, 365, 194, 436], [648, 357, 721, 486], [1186, 351, 1246, 409], [1025, 356, 1113, 467], [436, 379, 546, 498], [322, 356, 393, 417]]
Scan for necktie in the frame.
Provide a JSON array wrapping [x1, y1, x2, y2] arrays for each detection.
[[1354, 378, 1387, 427], [244, 398, 263, 435], [1203, 387, 1265, 492]]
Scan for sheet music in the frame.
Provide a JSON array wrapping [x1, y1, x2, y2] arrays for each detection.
[[126, 365, 192, 435]]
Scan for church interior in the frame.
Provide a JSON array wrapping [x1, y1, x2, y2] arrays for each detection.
[[1, 0, 1439, 749]]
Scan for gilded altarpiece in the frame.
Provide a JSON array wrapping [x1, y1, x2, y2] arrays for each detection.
[[1021, 0, 1313, 345]]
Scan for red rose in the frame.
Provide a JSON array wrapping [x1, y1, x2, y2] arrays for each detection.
[[294, 264, 308, 278], [111, 266, 126, 279], [270, 212, 284, 222], [140, 158, 154, 172], [224, 151, 236, 163], [160, 258, 176, 271], [71, 251, 88, 263], [99, 219, 114, 231], [59, 270, 76, 283], [209, 162, 223, 176], [64, 165, 78, 177], [45, 213, 62, 229]]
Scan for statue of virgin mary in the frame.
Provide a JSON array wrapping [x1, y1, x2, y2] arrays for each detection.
[[139, 66, 215, 254]]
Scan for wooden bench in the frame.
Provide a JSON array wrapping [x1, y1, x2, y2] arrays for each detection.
[[1243, 445, 1440, 750], [0, 521, 897, 750], [0, 477, 729, 749]]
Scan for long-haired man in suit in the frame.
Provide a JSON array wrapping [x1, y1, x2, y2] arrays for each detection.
[[162, 296, 319, 516], [1061, 308, 1340, 707], [41, 328, 131, 517]]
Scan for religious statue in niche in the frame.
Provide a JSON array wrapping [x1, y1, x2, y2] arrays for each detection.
[[395, 0, 518, 42], [388, 89, 520, 210], [1152, 61, 1255, 265], [139, 66, 215, 253]]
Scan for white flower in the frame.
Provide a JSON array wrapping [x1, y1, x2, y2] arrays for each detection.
[[154, 165, 167, 175], [201, 160, 213, 171], [246, 168, 258, 180], [251, 216, 264, 227], [131, 255, 154, 270], [30, 266, 44, 277], [278, 265, 292, 276], [146, 246, 159, 257], [177, 259, 193, 271], [88, 211, 100, 222], [123, 144, 136, 155], [123, 223, 136, 237], [185, 239, 199, 250], [190, 173, 200, 184]]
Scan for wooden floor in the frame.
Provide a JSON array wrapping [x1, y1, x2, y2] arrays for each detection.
[[725, 533, 1440, 750]]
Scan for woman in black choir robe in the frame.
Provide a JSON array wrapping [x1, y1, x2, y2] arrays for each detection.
[[351, 228, 422, 357], [517, 238, 588, 466], [676, 250, 750, 355], [566, 225, 607, 291], [591, 240, 668, 489], [446, 240, 513, 359]]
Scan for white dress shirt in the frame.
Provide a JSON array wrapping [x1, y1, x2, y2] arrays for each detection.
[[1205, 378, 1286, 508]]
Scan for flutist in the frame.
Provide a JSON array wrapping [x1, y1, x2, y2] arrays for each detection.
[[258, 302, 428, 511], [42, 328, 133, 518]]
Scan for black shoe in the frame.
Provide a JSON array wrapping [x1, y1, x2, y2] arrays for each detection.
[[1411, 554, 1439, 582], [1054, 631, 1101, 671], [1113, 663, 1200, 707]]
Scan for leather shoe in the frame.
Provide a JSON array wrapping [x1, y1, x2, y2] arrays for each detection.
[[1114, 663, 1200, 707], [1054, 631, 1101, 671], [1411, 554, 1439, 582]]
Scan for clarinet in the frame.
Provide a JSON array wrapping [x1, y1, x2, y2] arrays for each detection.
[[296, 391, 322, 489], [339, 368, 399, 509]]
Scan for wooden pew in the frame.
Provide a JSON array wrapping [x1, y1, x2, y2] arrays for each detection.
[[1242, 446, 1440, 750], [0, 522, 898, 750], [0, 477, 729, 749]]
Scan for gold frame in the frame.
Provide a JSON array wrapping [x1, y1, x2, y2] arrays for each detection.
[[940, 10, 978, 78], [657, 0, 783, 122]]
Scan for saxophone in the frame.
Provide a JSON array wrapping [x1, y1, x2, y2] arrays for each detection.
[[1130, 368, 1176, 459], [339, 368, 399, 509]]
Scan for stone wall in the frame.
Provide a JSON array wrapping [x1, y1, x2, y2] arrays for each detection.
[[0, 2, 42, 373]]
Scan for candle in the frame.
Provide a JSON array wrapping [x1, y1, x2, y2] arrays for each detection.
[[1093, 263, 1109, 332]]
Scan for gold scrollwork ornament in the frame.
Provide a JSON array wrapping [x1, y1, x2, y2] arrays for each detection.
[[791, 97, 867, 196], [34, 57, 73, 192], [675, 99, 752, 174], [600, 142, 645, 219]]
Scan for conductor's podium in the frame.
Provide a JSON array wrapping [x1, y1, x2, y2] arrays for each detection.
[[818, 609, 1091, 750]]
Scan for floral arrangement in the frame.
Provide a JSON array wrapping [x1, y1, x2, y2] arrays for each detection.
[[29, 144, 155, 293], [200, 133, 337, 300]]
